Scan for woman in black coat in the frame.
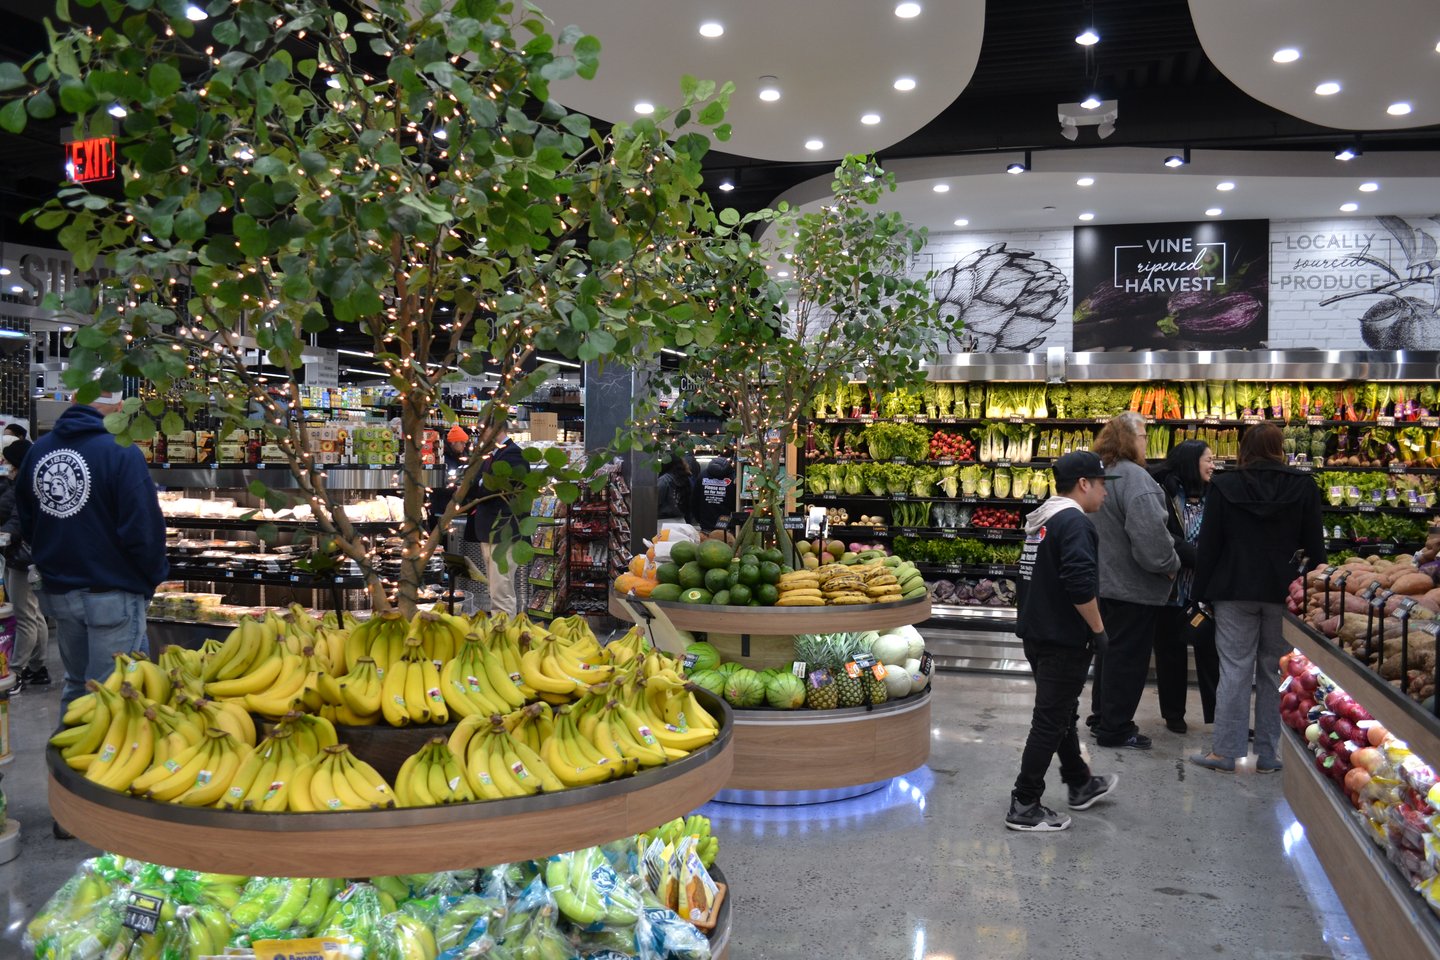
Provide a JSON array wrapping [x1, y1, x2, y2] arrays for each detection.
[[1149, 440, 1219, 733]]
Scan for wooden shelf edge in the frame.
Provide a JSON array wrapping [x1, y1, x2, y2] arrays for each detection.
[[1282, 732, 1440, 959], [1281, 614, 1440, 756], [610, 592, 932, 633]]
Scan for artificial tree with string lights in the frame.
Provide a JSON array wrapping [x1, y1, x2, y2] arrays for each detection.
[[1, 0, 734, 614], [638, 156, 940, 556]]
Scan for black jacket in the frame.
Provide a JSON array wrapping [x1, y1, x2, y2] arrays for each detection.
[[465, 439, 529, 542], [1016, 499, 1099, 648], [1192, 462, 1326, 603], [1150, 468, 1200, 570], [0, 474, 30, 570], [656, 469, 692, 523]]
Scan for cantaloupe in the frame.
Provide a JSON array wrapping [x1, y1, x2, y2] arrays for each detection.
[[881, 665, 912, 699]]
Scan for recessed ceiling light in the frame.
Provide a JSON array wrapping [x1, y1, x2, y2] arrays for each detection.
[[1387, 101, 1413, 116], [718, 181, 735, 192], [804, 138, 824, 151], [1340, 202, 1359, 212], [0, 268, 9, 276], [1358, 181, 1379, 192], [895, 2, 922, 17], [1272, 48, 1300, 63], [1080, 96, 1102, 110], [698, 22, 724, 38], [932, 183, 950, 193], [633, 101, 654, 115], [1315, 81, 1341, 96], [1205, 208, 1222, 217], [860, 113, 881, 125], [1076, 176, 1095, 186], [1006, 162, 1026, 174], [893, 76, 917, 92], [1334, 146, 1359, 161], [953, 218, 969, 227], [1078, 212, 1095, 221], [758, 79, 781, 101], [8, 285, 21, 294], [1076, 29, 1099, 46], [1164, 154, 1186, 168], [1216, 181, 1235, 191]]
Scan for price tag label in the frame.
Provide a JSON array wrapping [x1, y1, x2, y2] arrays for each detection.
[[982, 529, 1003, 540], [1202, 417, 1221, 426], [257, 462, 267, 469], [1242, 415, 1263, 424], [995, 459, 1012, 468], [224, 570, 235, 578], [920, 651, 934, 676], [1378, 416, 1397, 427], [1388, 462, 1407, 474], [939, 417, 958, 425], [1306, 415, 1325, 426], [808, 667, 832, 688], [123, 893, 164, 935], [852, 652, 877, 670], [890, 457, 908, 465], [1423, 417, 1439, 429], [1294, 463, 1314, 474], [161, 462, 171, 469], [783, 516, 806, 530], [681, 653, 698, 671], [791, 661, 807, 679], [871, 663, 888, 680], [940, 528, 959, 539], [823, 418, 839, 425], [935, 458, 954, 466], [1358, 503, 1377, 513], [960, 496, 979, 504], [844, 661, 863, 678], [1007, 417, 1025, 425]]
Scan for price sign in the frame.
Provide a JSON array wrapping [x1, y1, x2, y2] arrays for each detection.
[[1423, 417, 1439, 429], [939, 528, 959, 539], [123, 894, 164, 935], [1388, 462, 1407, 474], [1202, 417, 1221, 426], [1242, 415, 1263, 424], [681, 653, 698, 671], [939, 417, 958, 425], [1306, 415, 1325, 426], [890, 457, 909, 465], [981, 529, 1003, 540], [791, 661, 807, 678], [935, 458, 954, 466], [1358, 503, 1377, 513], [852, 652, 877, 670], [995, 459, 1012, 468], [808, 667, 833, 689], [782, 516, 806, 531], [1376, 543, 1397, 556], [920, 651, 934, 676], [1378, 416, 1397, 427]]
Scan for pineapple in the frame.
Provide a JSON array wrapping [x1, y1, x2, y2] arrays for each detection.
[[863, 669, 889, 705], [793, 635, 840, 710], [828, 634, 866, 708]]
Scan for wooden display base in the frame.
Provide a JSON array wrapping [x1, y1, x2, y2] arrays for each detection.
[[49, 700, 735, 878], [716, 688, 931, 803], [1282, 731, 1440, 959]]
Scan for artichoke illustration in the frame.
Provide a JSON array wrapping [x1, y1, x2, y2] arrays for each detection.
[[932, 242, 1068, 352]]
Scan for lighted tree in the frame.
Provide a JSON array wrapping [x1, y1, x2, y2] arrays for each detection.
[[638, 157, 939, 551], [0, 0, 734, 613]]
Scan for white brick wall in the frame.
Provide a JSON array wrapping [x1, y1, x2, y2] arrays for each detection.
[[914, 213, 1440, 352]]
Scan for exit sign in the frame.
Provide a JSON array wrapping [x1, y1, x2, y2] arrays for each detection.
[[65, 137, 116, 183]]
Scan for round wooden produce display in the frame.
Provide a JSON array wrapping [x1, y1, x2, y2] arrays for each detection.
[[48, 695, 736, 878], [714, 687, 932, 805], [611, 592, 931, 636]]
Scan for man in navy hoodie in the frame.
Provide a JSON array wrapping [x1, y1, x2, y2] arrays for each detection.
[[16, 391, 169, 709]]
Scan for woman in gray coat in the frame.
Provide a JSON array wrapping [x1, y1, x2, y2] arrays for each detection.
[[1087, 412, 1180, 749]]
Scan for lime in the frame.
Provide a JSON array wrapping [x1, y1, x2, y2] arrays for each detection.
[[678, 562, 705, 590], [711, 589, 731, 606], [670, 541, 697, 566], [679, 587, 713, 605], [728, 583, 752, 605], [755, 583, 779, 606], [703, 568, 731, 595], [737, 564, 760, 586], [655, 562, 680, 585], [758, 561, 781, 585]]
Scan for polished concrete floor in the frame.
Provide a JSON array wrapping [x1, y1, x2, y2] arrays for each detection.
[[0, 653, 1368, 960]]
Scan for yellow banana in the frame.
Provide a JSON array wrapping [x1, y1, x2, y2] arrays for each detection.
[[520, 648, 575, 696], [380, 658, 411, 726], [420, 656, 447, 725]]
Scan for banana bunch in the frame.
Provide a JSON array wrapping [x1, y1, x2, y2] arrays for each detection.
[[334, 655, 385, 724], [301, 743, 396, 811], [490, 897, 573, 960], [202, 615, 282, 685], [129, 727, 252, 805], [380, 637, 448, 726], [395, 736, 478, 806], [541, 703, 638, 787], [642, 815, 719, 868], [53, 682, 154, 789], [439, 634, 526, 719], [434, 893, 505, 955], [815, 563, 873, 604], [858, 564, 903, 602], [776, 569, 824, 606], [545, 846, 640, 927], [230, 875, 338, 934], [156, 644, 202, 680], [519, 633, 614, 702], [447, 708, 566, 799], [168, 903, 236, 960], [344, 610, 410, 675], [604, 626, 651, 664], [386, 912, 440, 960], [546, 614, 598, 645], [176, 692, 257, 747], [882, 554, 929, 600], [24, 858, 124, 946], [405, 609, 470, 664]]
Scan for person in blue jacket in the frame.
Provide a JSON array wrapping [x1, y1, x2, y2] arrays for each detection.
[[16, 391, 169, 710]]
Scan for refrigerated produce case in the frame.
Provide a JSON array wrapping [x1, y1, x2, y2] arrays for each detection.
[[796, 350, 1440, 675]]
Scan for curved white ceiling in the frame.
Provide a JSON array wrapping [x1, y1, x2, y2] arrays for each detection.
[[1189, 0, 1440, 130], [774, 149, 1440, 233], [534, 1, 985, 162]]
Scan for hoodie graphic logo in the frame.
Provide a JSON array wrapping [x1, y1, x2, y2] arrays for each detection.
[[34, 448, 91, 519]]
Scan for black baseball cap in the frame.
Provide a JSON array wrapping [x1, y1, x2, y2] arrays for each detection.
[[1053, 450, 1118, 483]]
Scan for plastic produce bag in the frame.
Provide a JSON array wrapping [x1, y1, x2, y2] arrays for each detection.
[[30, 882, 128, 960], [230, 876, 337, 942], [546, 847, 641, 931], [492, 875, 575, 960], [317, 882, 387, 956], [431, 892, 506, 959], [635, 903, 712, 960]]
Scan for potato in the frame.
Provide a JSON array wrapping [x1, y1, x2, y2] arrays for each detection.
[[1389, 573, 1434, 596]]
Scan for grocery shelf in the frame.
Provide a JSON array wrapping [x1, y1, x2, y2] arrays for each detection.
[[164, 565, 373, 589], [927, 603, 1018, 623], [1282, 730, 1440, 960], [713, 688, 932, 805], [164, 516, 402, 534], [1319, 504, 1436, 516], [151, 465, 445, 490], [1322, 540, 1424, 555], [46, 693, 736, 877], [805, 493, 1042, 506], [812, 414, 1440, 431], [917, 563, 1020, 578], [609, 591, 932, 635], [827, 524, 1023, 541], [1281, 614, 1440, 752]]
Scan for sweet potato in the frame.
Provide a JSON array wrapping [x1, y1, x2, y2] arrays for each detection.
[[1380, 640, 1436, 681], [1389, 573, 1434, 596], [1344, 573, 1385, 595], [1312, 592, 1372, 615]]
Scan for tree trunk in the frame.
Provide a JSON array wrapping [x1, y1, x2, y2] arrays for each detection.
[[395, 389, 429, 617]]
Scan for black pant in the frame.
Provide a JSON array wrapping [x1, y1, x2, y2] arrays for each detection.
[[1153, 604, 1220, 724], [1089, 598, 1161, 744], [1013, 639, 1093, 805]]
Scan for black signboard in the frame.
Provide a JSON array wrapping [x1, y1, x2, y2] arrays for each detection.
[[1072, 219, 1269, 351]]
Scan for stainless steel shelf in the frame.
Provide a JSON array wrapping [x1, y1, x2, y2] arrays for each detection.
[[151, 465, 444, 490]]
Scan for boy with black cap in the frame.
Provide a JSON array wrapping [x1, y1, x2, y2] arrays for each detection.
[[1007, 450, 1120, 831]]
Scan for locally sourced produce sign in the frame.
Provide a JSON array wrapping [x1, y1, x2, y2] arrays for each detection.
[[25, 828, 725, 959], [1278, 651, 1440, 916], [1072, 219, 1270, 350], [683, 628, 930, 711], [49, 613, 722, 811]]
